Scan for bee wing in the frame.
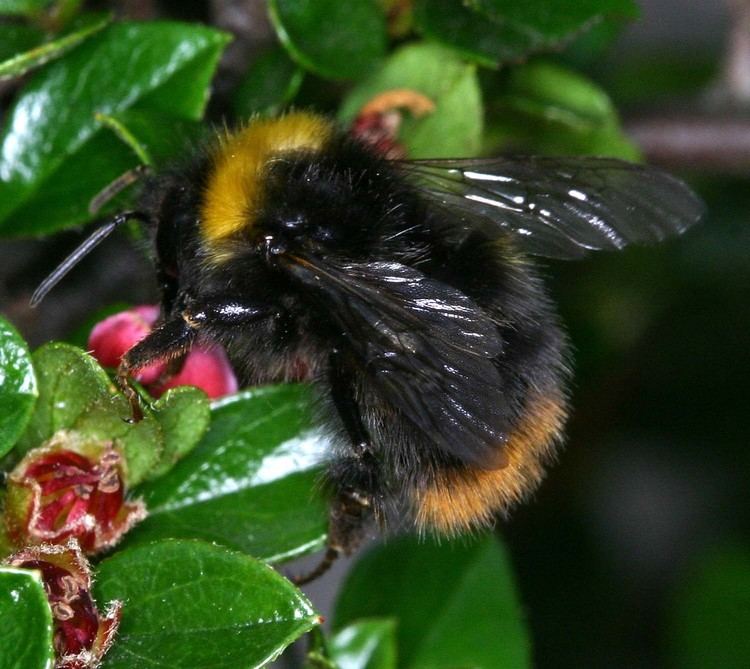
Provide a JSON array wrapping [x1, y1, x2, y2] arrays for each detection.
[[285, 256, 510, 469], [399, 156, 705, 259]]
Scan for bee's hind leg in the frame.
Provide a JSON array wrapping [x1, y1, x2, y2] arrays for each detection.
[[293, 488, 373, 586], [293, 349, 379, 585]]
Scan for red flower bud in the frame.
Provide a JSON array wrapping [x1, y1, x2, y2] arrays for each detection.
[[4, 539, 121, 669], [87, 305, 238, 398], [88, 305, 164, 384], [4, 431, 146, 554], [151, 343, 238, 399]]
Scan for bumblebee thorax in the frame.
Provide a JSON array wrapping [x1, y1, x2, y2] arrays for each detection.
[[200, 112, 334, 247]]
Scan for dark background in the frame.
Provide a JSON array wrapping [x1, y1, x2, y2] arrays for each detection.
[[1, 1, 748, 667]]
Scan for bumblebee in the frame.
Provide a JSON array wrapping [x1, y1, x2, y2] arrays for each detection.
[[33, 111, 703, 582]]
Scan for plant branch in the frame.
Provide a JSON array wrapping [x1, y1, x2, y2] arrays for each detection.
[[624, 113, 750, 173]]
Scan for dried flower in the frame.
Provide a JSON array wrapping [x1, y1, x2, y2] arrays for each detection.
[[4, 431, 146, 554], [5, 539, 121, 669], [350, 88, 436, 158]]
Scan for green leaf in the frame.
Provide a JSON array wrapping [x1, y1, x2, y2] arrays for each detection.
[[483, 61, 637, 159], [14, 343, 162, 484], [95, 108, 203, 169], [334, 535, 530, 669], [146, 385, 210, 479], [0, 317, 37, 458], [123, 386, 329, 564], [0, 24, 44, 63], [558, 14, 629, 68], [232, 44, 304, 118], [0, 14, 109, 81], [269, 0, 386, 80], [15, 342, 113, 454], [0, 567, 55, 669], [0, 0, 51, 17], [330, 619, 397, 669], [94, 539, 320, 669], [495, 60, 616, 131], [0, 21, 231, 237], [414, 0, 638, 67], [339, 43, 482, 158], [72, 397, 162, 485], [667, 545, 750, 669]]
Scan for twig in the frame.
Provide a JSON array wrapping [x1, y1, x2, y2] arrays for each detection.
[[624, 113, 750, 173], [716, 0, 750, 105]]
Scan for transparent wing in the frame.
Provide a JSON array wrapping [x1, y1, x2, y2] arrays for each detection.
[[399, 156, 705, 259], [285, 256, 510, 469]]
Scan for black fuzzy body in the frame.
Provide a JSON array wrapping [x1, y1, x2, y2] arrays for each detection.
[[139, 131, 570, 534]]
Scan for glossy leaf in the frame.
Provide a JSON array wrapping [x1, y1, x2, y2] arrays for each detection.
[[0, 317, 37, 458], [72, 397, 162, 486], [0, 567, 55, 669], [0, 0, 50, 16], [495, 61, 616, 131], [268, 0, 386, 80], [483, 61, 637, 159], [96, 108, 203, 169], [330, 619, 397, 669], [232, 44, 304, 118], [14, 343, 162, 484], [0, 21, 230, 237], [413, 0, 638, 67], [146, 385, 210, 479], [0, 24, 44, 63], [668, 545, 750, 669], [339, 43, 482, 158], [334, 535, 530, 668], [123, 386, 329, 564], [94, 539, 320, 669], [0, 14, 109, 80]]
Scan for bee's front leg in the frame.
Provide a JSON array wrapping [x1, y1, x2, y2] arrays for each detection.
[[117, 317, 197, 421], [118, 296, 276, 421]]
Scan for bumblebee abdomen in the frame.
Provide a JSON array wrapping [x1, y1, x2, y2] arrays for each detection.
[[413, 390, 567, 533]]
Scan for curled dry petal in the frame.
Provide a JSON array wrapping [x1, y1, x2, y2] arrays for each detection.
[[4, 539, 121, 669], [351, 88, 436, 159]]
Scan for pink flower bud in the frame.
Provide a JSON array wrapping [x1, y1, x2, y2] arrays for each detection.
[[4, 539, 121, 669], [151, 344, 238, 399], [4, 431, 146, 554], [88, 305, 164, 384], [87, 305, 238, 398]]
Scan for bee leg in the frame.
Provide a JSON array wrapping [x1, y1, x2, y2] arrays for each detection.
[[117, 317, 197, 421], [294, 489, 372, 586], [328, 347, 372, 456], [118, 297, 274, 420], [293, 349, 376, 585]]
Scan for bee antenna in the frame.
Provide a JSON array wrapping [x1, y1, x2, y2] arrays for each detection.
[[30, 211, 149, 308]]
